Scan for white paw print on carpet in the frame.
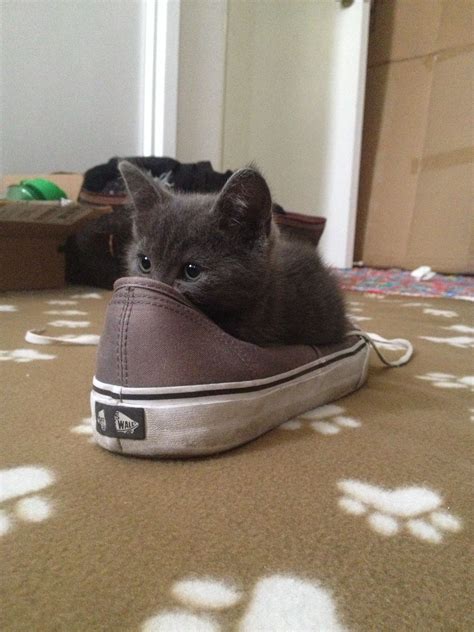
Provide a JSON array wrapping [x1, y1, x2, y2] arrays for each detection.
[[346, 300, 372, 321], [403, 302, 433, 308], [0, 349, 56, 362], [48, 320, 91, 328], [337, 480, 462, 543], [142, 575, 347, 631], [423, 308, 458, 318], [0, 466, 56, 536], [443, 324, 474, 334], [280, 404, 361, 435], [419, 335, 474, 349], [71, 292, 102, 299], [71, 417, 94, 442], [0, 304, 17, 312], [365, 293, 385, 300], [349, 314, 372, 322], [44, 309, 88, 316], [416, 372, 474, 390]]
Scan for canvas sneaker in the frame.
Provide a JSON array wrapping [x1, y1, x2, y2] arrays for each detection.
[[91, 277, 370, 457]]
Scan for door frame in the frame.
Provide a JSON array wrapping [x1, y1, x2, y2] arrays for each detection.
[[141, 0, 181, 158], [318, 0, 370, 268]]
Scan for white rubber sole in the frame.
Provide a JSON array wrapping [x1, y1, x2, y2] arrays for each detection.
[[90, 338, 369, 457]]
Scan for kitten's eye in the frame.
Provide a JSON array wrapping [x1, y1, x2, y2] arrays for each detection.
[[138, 254, 152, 274], [183, 263, 201, 281]]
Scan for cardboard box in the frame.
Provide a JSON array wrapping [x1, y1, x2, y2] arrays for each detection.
[[355, 0, 474, 274], [0, 174, 111, 290]]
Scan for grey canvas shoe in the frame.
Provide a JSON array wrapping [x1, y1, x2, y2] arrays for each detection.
[[90, 277, 370, 457]]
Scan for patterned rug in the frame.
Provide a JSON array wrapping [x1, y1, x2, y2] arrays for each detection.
[[1, 289, 472, 630], [338, 267, 474, 300]]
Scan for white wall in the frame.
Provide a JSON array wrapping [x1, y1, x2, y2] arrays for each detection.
[[0, 0, 145, 175], [175, 0, 227, 167]]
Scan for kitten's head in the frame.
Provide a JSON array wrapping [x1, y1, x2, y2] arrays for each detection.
[[119, 161, 276, 318]]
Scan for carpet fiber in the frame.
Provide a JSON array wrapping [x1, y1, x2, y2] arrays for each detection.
[[338, 267, 474, 300], [1, 288, 472, 630]]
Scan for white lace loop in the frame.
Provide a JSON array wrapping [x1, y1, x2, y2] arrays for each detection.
[[25, 328, 100, 346], [347, 330, 413, 367], [24, 327, 413, 367]]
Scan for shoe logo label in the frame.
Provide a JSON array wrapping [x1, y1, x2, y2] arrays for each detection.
[[97, 409, 107, 432], [95, 403, 145, 440], [114, 411, 139, 434]]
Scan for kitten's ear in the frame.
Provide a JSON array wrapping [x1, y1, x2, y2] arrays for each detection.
[[118, 160, 170, 221], [212, 168, 272, 240]]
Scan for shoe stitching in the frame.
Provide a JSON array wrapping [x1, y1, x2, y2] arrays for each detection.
[[115, 295, 126, 387], [123, 287, 134, 388], [117, 287, 132, 389]]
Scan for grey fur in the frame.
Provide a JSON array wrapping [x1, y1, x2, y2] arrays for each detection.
[[120, 161, 348, 346]]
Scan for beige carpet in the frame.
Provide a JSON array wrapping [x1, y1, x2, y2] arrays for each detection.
[[1, 288, 472, 631]]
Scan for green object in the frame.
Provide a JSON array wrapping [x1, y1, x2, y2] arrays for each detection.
[[6, 178, 67, 201]]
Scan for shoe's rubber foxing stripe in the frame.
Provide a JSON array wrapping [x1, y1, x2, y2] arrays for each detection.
[[92, 338, 367, 401]]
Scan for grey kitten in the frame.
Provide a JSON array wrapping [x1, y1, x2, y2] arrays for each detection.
[[120, 161, 348, 346]]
